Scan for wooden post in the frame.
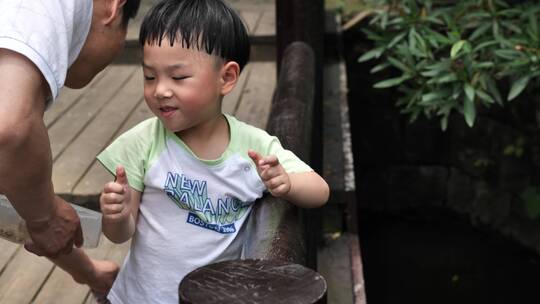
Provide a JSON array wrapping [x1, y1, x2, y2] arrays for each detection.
[[179, 259, 327, 304], [244, 42, 315, 265], [276, 0, 325, 270]]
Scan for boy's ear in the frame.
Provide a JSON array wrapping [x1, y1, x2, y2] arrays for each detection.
[[220, 62, 240, 95], [103, 0, 127, 26]]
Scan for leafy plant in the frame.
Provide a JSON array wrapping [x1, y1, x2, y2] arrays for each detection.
[[359, 0, 540, 130], [521, 186, 540, 219]]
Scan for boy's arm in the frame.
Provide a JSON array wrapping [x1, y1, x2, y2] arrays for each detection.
[[248, 150, 330, 208], [102, 189, 141, 244], [101, 166, 141, 244], [0, 49, 83, 257], [284, 172, 330, 208]]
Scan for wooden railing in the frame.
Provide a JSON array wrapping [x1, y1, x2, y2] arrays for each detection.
[[243, 41, 315, 265]]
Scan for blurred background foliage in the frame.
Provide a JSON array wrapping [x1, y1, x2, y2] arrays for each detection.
[[340, 0, 540, 130]]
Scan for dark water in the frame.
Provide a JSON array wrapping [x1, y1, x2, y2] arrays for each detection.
[[358, 210, 540, 304], [343, 29, 540, 304]]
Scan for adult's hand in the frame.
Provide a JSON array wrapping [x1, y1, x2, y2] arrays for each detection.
[[24, 196, 83, 258]]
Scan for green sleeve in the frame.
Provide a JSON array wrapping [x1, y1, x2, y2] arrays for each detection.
[[96, 118, 158, 192], [265, 135, 313, 173]]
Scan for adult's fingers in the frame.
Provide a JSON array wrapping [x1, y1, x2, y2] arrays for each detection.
[[74, 224, 83, 248]]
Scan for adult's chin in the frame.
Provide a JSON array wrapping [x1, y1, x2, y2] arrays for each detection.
[[64, 71, 94, 89]]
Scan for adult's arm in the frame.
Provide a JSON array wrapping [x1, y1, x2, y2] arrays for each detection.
[[0, 49, 82, 257]]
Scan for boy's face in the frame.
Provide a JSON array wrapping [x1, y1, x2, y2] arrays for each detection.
[[142, 38, 225, 134]]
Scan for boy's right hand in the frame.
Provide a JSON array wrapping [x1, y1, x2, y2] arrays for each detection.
[[100, 165, 132, 223]]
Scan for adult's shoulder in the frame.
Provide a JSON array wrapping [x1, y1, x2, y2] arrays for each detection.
[[0, 0, 93, 101]]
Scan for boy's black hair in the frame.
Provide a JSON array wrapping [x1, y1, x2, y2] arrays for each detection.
[[139, 0, 250, 71], [123, 0, 141, 26]]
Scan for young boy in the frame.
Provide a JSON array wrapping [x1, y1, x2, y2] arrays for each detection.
[[97, 0, 330, 303]]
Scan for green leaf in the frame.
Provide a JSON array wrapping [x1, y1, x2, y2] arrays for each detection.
[[424, 28, 452, 45], [440, 115, 449, 131], [472, 62, 495, 69], [463, 95, 476, 127], [476, 89, 495, 104], [388, 57, 411, 73], [494, 49, 522, 60], [508, 76, 531, 101], [421, 91, 447, 103], [388, 32, 407, 49], [464, 83, 475, 102], [484, 77, 503, 104], [451, 40, 467, 58], [421, 69, 441, 77], [473, 41, 499, 53], [408, 27, 418, 53], [373, 75, 411, 89], [501, 21, 522, 34], [469, 23, 491, 41], [370, 62, 391, 74], [492, 21, 500, 37], [435, 73, 458, 84], [358, 47, 385, 62], [529, 12, 538, 36], [521, 187, 540, 219]]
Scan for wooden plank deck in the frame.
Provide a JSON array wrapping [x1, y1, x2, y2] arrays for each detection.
[[0, 1, 276, 303]]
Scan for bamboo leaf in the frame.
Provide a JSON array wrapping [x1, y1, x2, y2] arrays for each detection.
[[484, 77, 503, 104], [388, 57, 411, 73], [463, 95, 476, 127], [373, 75, 411, 89], [370, 62, 391, 74], [388, 32, 407, 49], [508, 76, 531, 101], [529, 12, 538, 37], [358, 47, 385, 62], [440, 115, 449, 131], [521, 187, 540, 219], [472, 62, 495, 69], [472, 40, 499, 53], [477, 89, 495, 104], [469, 23, 491, 41], [464, 83, 475, 101], [451, 40, 466, 58]]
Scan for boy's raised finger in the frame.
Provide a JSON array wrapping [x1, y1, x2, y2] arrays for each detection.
[[260, 155, 279, 166], [115, 165, 129, 186], [247, 149, 263, 165]]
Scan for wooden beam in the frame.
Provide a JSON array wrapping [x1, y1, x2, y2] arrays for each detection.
[[244, 42, 315, 265]]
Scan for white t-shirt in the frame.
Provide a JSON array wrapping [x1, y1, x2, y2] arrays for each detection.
[[97, 114, 312, 304], [0, 0, 93, 103]]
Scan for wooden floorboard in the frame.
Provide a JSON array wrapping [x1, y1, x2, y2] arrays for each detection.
[[44, 71, 108, 129], [73, 100, 152, 200], [52, 66, 141, 195], [126, 0, 273, 43], [0, 249, 54, 303], [234, 61, 276, 129], [48, 66, 136, 162]]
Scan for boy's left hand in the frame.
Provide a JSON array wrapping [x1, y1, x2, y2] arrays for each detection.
[[248, 150, 291, 198]]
